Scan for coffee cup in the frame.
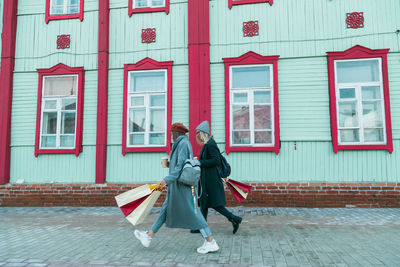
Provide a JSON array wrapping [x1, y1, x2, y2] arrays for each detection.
[[161, 157, 169, 168]]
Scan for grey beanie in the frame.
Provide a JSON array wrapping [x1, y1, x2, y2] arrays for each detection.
[[196, 121, 210, 135]]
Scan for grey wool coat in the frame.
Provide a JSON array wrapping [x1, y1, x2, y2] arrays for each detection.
[[164, 135, 208, 230]]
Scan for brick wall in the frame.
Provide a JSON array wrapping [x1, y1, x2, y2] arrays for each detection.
[[0, 183, 399, 207]]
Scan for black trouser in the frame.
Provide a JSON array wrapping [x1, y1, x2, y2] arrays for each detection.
[[201, 204, 234, 221]]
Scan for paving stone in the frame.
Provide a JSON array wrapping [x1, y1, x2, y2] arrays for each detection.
[[1, 207, 400, 267]]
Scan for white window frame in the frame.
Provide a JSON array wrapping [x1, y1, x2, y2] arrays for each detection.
[[229, 64, 275, 147], [133, 0, 165, 8], [39, 75, 78, 150], [126, 69, 168, 148], [50, 0, 80, 15], [334, 57, 387, 145]]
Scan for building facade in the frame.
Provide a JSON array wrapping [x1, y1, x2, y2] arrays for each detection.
[[1, 0, 400, 207]]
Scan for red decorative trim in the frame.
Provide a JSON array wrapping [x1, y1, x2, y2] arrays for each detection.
[[35, 63, 85, 157], [128, 0, 169, 16], [122, 58, 173, 155], [188, 0, 211, 157], [229, 0, 273, 9], [346, 12, 364, 29], [57, 34, 71, 49], [0, 0, 18, 185], [223, 51, 280, 155], [141, 28, 156, 43], [243, 21, 259, 37], [96, 0, 110, 184], [45, 0, 84, 24], [326, 45, 393, 154]]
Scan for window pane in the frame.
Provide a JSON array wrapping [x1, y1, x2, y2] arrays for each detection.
[[60, 135, 75, 147], [336, 60, 380, 83], [150, 95, 165, 107], [232, 66, 270, 88], [135, 0, 148, 7], [131, 96, 144, 106], [340, 129, 360, 143], [338, 102, 358, 127], [362, 101, 383, 128], [150, 109, 165, 132], [50, 0, 64, 14], [44, 100, 57, 109], [42, 112, 58, 134], [362, 86, 381, 100], [152, 0, 164, 6], [364, 128, 384, 142], [149, 133, 165, 145], [129, 109, 146, 132], [41, 136, 56, 148], [254, 91, 271, 104], [255, 131, 272, 144], [339, 88, 355, 99], [68, 0, 79, 13], [232, 105, 249, 130], [61, 112, 76, 134], [129, 134, 145, 145], [233, 131, 250, 144], [44, 76, 77, 96], [131, 71, 165, 92], [62, 98, 76, 110], [233, 93, 248, 103], [254, 105, 271, 129]]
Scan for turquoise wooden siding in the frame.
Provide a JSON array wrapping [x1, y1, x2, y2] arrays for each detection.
[[14, 0, 99, 72], [209, 0, 400, 183], [9, 70, 98, 183], [109, 0, 188, 68], [209, 0, 400, 61], [9, 0, 99, 183], [105, 0, 189, 183], [223, 140, 400, 182], [7, 0, 400, 184]]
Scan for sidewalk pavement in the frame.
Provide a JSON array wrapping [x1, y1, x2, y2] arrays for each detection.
[[1, 207, 400, 267]]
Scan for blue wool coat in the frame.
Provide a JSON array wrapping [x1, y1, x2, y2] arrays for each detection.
[[164, 135, 208, 230]]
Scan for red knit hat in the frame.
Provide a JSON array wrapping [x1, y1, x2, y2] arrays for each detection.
[[170, 123, 189, 133]]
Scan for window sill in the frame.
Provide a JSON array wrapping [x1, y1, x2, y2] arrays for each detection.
[[34, 148, 82, 157], [334, 144, 393, 154]]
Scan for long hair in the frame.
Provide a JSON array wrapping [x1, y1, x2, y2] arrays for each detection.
[[197, 131, 210, 145]]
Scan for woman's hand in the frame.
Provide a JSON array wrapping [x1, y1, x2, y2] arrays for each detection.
[[159, 179, 167, 187]]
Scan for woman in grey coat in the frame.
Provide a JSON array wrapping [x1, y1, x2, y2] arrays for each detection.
[[134, 123, 219, 254]]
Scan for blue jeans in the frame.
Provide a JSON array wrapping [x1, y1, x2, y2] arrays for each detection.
[[151, 196, 212, 239]]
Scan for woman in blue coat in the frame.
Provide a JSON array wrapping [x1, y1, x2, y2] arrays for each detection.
[[194, 121, 242, 234], [134, 123, 219, 254]]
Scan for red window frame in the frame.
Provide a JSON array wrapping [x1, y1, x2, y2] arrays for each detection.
[[223, 51, 280, 155], [228, 0, 273, 9], [122, 58, 173, 155], [45, 0, 84, 24], [129, 0, 170, 16], [35, 63, 85, 157], [327, 45, 393, 153]]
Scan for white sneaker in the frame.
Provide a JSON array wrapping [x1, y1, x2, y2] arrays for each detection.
[[134, 230, 152, 248], [196, 239, 219, 254]]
